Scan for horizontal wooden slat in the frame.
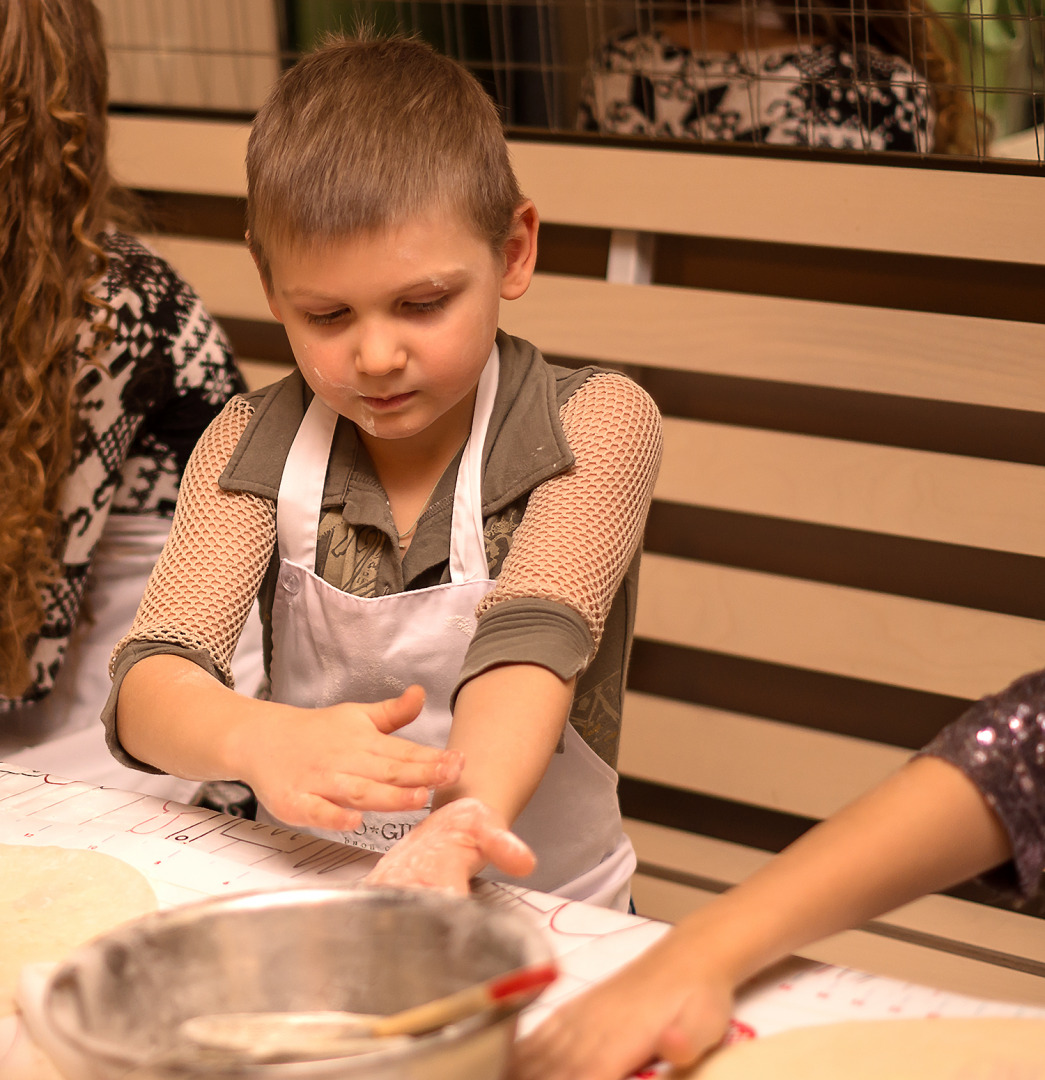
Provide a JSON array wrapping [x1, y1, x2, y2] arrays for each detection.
[[630, 871, 1045, 1006], [207, 322, 1045, 467], [136, 191, 248, 242], [651, 233, 1045, 325], [657, 418, 1045, 558], [645, 504, 1045, 621], [631, 871, 713, 924], [621, 776, 816, 854], [131, 190, 1045, 325], [631, 367, 1045, 466], [636, 554, 1045, 700], [623, 779, 1041, 921], [627, 817, 780, 886], [628, 819, 1045, 958], [109, 118, 1045, 266], [501, 275, 1045, 413], [134, 237, 1045, 416], [111, 115, 251, 196], [217, 317, 294, 367], [626, 820, 1045, 1002], [142, 234, 269, 318], [798, 927, 1045, 1007], [627, 641, 970, 749], [509, 140, 1045, 266], [236, 358, 293, 391], [620, 692, 909, 820]]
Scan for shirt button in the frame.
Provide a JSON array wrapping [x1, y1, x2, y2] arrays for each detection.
[[279, 569, 301, 594]]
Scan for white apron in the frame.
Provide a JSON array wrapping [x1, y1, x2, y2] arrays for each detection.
[[266, 349, 635, 910], [0, 515, 264, 800]]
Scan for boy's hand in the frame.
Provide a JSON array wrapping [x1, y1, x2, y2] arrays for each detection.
[[510, 931, 734, 1080], [236, 686, 463, 833], [363, 797, 536, 894]]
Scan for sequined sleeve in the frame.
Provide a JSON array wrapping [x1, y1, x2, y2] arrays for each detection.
[[917, 668, 1045, 897]]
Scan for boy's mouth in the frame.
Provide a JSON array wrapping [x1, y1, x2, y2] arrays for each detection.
[[361, 392, 415, 411]]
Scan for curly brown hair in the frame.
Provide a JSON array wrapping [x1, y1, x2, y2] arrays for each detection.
[[0, 0, 135, 696]]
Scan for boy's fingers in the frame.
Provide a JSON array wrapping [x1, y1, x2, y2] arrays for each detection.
[[313, 804, 365, 833], [277, 792, 364, 833], [376, 740, 464, 778], [325, 777, 431, 813], [363, 685, 426, 733], [655, 1022, 703, 1068], [653, 991, 731, 1070], [359, 752, 463, 789], [480, 824, 536, 878]]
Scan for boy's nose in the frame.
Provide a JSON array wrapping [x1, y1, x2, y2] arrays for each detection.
[[353, 324, 407, 377]]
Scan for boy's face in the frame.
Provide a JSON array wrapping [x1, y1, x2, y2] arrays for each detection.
[[261, 204, 536, 459]]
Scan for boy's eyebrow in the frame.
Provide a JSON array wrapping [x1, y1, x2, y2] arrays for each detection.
[[282, 270, 469, 302], [399, 273, 461, 292]]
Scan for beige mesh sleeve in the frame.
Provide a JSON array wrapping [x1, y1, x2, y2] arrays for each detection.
[[476, 372, 662, 652], [109, 397, 276, 686]]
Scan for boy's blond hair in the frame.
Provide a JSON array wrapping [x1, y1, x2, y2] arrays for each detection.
[[246, 33, 523, 282]]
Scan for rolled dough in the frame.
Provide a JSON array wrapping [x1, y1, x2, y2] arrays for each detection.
[[693, 1018, 1045, 1078], [0, 844, 157, 1016]]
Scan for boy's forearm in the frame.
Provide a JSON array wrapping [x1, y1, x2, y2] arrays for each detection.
[[116, 654, 256, 782], [670, 755, 1013, 989], [434, 663, 576, 825]]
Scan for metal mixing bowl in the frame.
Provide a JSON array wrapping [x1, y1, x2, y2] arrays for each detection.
[[37, 886, 552, 1079]]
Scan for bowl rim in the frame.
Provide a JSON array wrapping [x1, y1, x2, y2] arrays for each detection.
[[41, 885, 553, 1075]]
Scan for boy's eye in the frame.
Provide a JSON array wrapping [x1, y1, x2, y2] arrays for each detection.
[[404, 296, 449, 315], [303, 308, 349, 326]]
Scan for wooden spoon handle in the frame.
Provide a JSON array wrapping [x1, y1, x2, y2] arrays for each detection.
[[372, 962, 558, 1037]]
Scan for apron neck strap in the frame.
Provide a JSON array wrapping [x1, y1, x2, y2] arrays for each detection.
[[450, 344, 499, 583], [276, 393, 337, 568]]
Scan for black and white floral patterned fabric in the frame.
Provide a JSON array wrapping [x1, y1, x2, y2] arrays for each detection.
[[2, 230, 245, 710], [579, 29, 935, 152]]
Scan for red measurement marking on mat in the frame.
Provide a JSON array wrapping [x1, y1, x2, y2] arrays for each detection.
[[724, 1019, 756, 1044]]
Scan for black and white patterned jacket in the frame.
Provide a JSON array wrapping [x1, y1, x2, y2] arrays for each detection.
[[1, 230, 245, 710]]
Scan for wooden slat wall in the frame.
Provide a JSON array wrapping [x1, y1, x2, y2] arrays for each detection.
[[108, 116, 1045, 1005]]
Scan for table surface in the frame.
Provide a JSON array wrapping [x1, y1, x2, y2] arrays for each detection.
[[3, 761, 1045, 1078]]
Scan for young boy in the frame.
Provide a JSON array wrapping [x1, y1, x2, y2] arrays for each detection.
[[103, 34, 662, 911]]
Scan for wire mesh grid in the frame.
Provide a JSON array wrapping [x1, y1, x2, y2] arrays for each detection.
[[98, 0, 1045, 163]]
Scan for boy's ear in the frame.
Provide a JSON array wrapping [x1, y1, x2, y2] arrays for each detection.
[[246, 231, 284, 324], [499, 200, 539, 301]]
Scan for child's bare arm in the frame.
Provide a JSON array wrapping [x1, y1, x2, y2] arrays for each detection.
[[441, 663, 575, 820], [117, 656, 462, 831], [366, 662, 571, 891], [512, 755, 1013, 1080]]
